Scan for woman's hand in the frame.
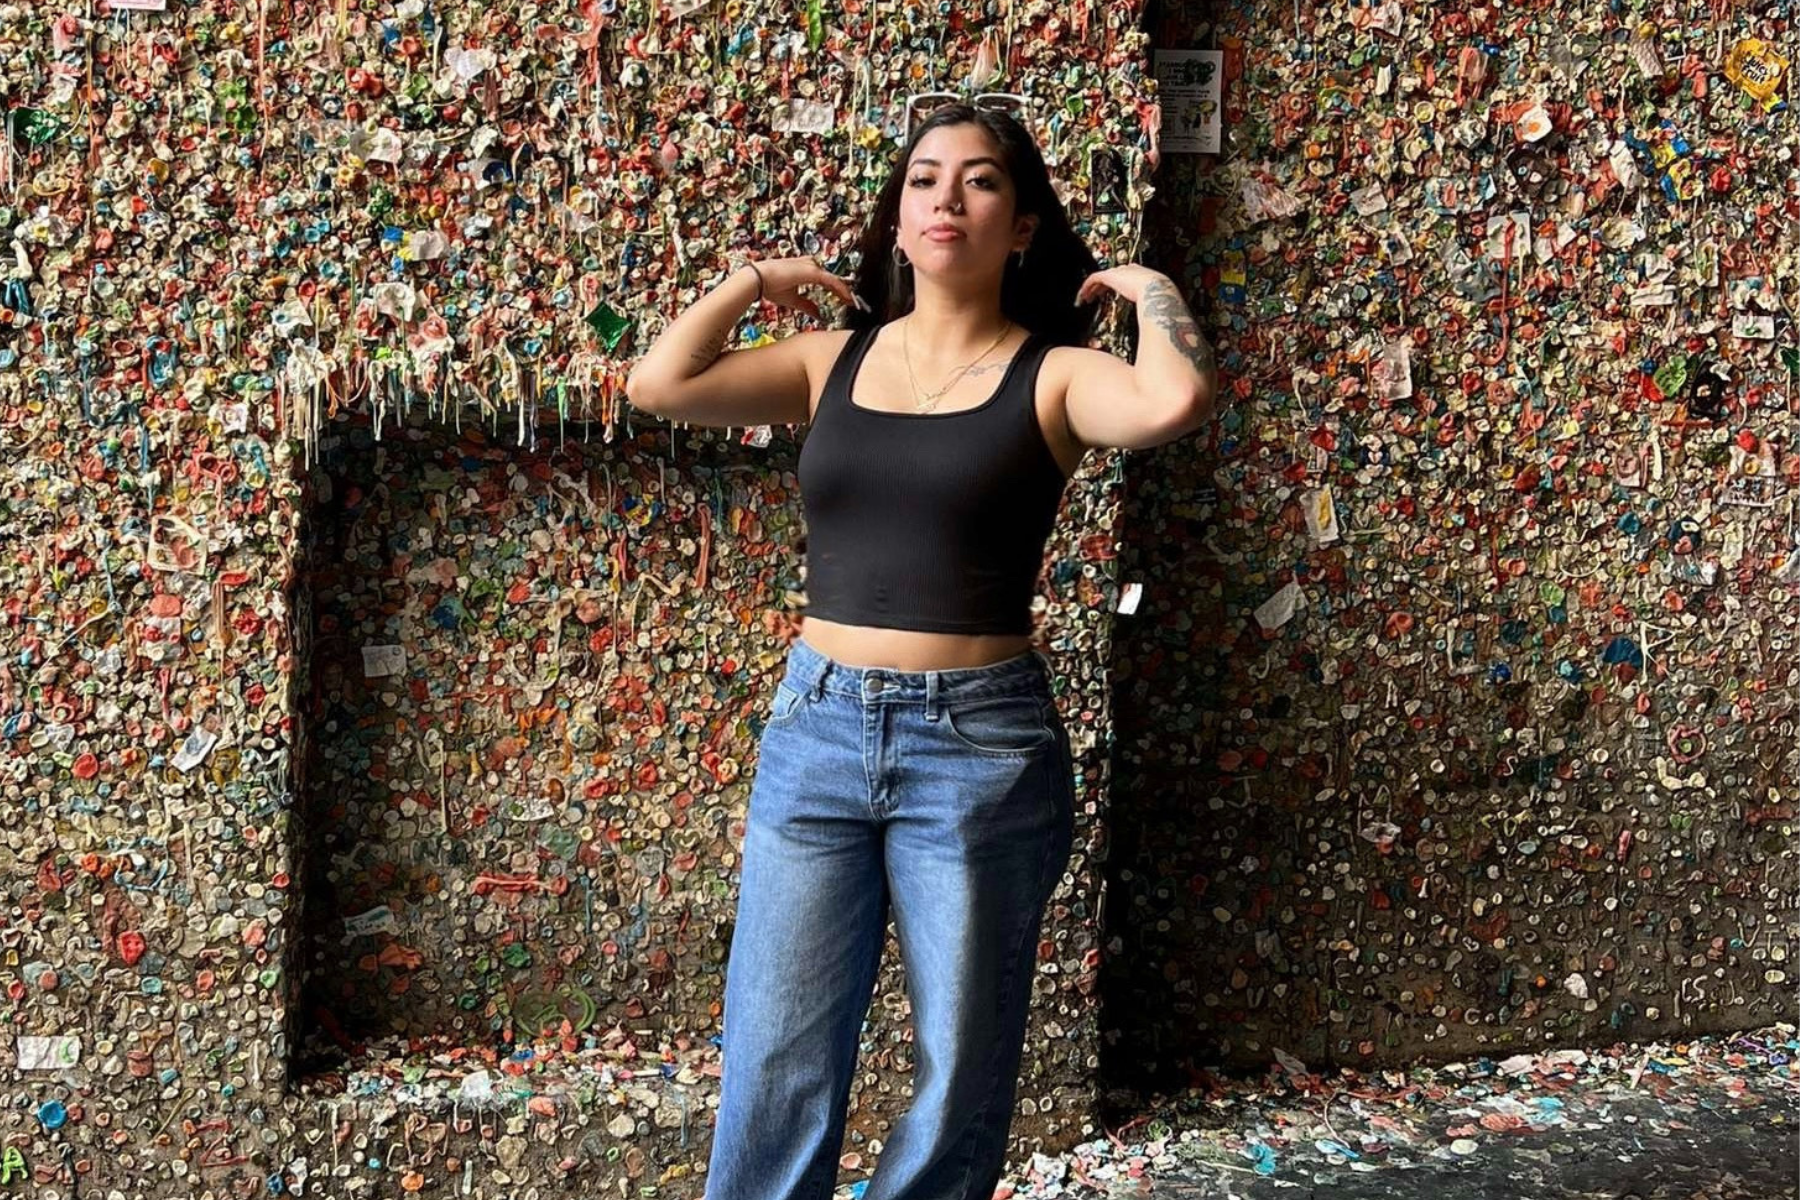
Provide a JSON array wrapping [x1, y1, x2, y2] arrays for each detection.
[[1073, 263, 1171, 307], [745, 256, 868, 320]]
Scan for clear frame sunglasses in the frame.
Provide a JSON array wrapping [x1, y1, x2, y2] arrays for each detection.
[[903, 91, 1032, 139]]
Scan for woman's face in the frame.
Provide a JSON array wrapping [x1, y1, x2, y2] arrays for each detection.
[[897, 122, 1036, 279]]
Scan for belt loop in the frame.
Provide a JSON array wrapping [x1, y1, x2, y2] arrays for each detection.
[[924, 671, 941, 722]]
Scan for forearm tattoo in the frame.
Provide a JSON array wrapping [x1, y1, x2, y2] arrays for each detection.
[[689, 325, 730, 369], [1140, 278, 1216, 381]]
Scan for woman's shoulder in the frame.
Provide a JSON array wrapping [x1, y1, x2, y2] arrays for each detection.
[[790, 327, 862, 393], [1038, 340, 1124, 388], [805, 326, 861, 365]]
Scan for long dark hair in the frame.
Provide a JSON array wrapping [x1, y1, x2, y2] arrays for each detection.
[[845, 104, 1102, 347]]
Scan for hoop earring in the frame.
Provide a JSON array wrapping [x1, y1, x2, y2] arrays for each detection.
[[892, 242, 911, 267]]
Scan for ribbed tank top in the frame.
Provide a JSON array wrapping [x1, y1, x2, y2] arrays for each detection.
[[796, 324, 1070, 635]]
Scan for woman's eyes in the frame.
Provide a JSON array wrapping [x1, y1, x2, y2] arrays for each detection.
[[907, 175, 996, 188]]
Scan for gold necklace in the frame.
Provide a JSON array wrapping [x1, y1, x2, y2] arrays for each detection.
[[903, 319, 1014, 414]]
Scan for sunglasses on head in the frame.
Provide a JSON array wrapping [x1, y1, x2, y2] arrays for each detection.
[[904, 92, 1032, 139]]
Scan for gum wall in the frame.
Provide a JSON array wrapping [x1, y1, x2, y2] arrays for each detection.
[[1107, 0, 1799, 1086], [0, 0, 1149, 1194], [1, 0, 1796, 1196]]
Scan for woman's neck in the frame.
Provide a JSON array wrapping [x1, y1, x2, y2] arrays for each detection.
[[901, 284, 1013, 360]]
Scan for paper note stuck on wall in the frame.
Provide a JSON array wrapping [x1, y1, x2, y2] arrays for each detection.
[[363, 644, 407, 678], [16, 1036, 81, 1071], [1255, 581, 1303, 631]]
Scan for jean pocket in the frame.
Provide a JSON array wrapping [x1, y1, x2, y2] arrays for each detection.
[[766, 680, 811, 727], [942, 695, 1054, 757]]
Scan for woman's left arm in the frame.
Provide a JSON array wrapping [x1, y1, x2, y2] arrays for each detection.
[[1064, 265, 1218, 450]]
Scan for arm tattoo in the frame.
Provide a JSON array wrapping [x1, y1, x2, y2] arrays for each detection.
[[688, 325, 730, 369], [1140, 279, 1216, 380]]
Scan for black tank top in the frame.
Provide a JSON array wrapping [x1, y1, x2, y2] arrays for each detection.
[[796, 325, 1070, 635]]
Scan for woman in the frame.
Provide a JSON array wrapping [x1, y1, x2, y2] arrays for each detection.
[[626, 103, 1215, 1200]]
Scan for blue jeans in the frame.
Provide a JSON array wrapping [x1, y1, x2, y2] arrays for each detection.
[[705, 636, 1077, 1200]]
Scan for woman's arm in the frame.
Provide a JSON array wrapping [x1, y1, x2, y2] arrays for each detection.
[[1057, 265, 1217, 450], [625, 259, 859, 427], [1133, 275, 1217, 408], [624, 267, 763, 409]]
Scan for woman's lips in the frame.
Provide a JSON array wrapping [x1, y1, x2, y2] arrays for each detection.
[[924, 229, 964, 242]]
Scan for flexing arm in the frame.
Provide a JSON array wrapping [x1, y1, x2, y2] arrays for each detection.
[[624, 268, 764, 409], [1136, 275, 1217, 405], [624, 259, 860, 427], [1060, 265, 1217, 450]]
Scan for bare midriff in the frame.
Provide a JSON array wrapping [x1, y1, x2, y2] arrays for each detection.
[[797, 615, 1034, 672]]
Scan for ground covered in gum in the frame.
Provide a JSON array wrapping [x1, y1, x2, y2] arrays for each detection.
[[983, 1024, 1798, 1200]]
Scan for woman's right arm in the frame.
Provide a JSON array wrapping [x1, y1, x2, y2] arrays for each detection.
[[624, 259, 860, 428]]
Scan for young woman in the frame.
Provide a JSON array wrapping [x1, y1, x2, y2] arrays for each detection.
[[626, 103, 1215, 1200]]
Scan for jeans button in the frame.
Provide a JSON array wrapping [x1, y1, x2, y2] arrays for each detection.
[[865, 677, 884, 696]]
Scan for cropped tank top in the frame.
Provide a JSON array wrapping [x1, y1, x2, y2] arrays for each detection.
[[796, 325, 1070, 635]]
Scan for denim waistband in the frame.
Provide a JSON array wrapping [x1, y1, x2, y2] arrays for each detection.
[[783, 635, 1049, 704]]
